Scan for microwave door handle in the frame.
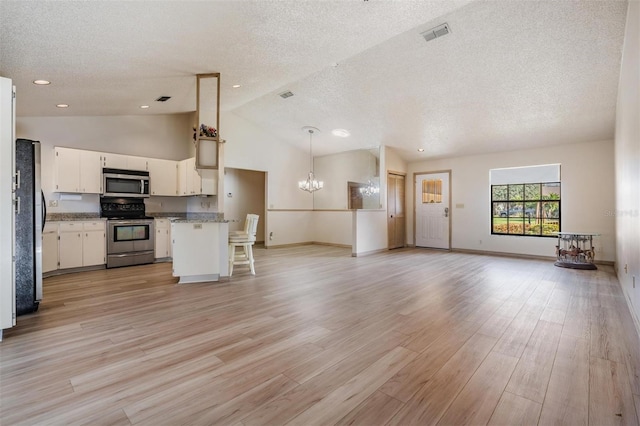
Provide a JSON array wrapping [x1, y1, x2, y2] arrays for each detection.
[[141, 179, 144, 194]]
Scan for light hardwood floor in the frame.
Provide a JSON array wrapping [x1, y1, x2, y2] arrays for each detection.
[[1, 245, 640, 425]]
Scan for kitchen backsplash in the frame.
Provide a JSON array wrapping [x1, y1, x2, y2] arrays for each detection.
[[44, 193, 216, 214]]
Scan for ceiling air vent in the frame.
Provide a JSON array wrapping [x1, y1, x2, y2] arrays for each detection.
[[155, 96, 171, 102], [279, 91, 294, 99], [421, 23, 450, 43]]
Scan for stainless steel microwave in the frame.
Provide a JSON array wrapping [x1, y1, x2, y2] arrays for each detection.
[[102, 168, 150, 197]]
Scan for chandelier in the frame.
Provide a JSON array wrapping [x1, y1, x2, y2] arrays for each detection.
[[299, 126, 323, 193], [360, 180, 380, 197], [359, 150, 379, 196]]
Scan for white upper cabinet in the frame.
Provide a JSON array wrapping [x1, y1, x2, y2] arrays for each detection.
[[127, 156, 149, 172], [101, 152, 128, 169], [54, 147, 101, 194], [200, 169, 217, 196], [178, 158, 195, 195], [54, 147, 80, 192], [79, 150, 102, 193], [53, 147, 215, 197], [148, 158, 178, 196], [102, 153, 149, 171], [178, 157, 216, 196]]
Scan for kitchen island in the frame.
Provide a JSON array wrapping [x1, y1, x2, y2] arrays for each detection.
[[171, 217, 229, 283]]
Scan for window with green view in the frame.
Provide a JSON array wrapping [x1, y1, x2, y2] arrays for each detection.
[[491, 182, 560, 237]]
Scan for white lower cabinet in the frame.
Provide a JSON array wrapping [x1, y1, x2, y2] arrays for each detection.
[[172, 221, 228, 283], [154, 219, 172, 259], [42, 223, 59, 273], [57, 221, 106, 269], [82, 222, 106, 266], [58, 223, 84, 269]]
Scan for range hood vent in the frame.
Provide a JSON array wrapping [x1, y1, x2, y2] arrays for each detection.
[[421, 23, 450, 43], [155, 96, 171, 102], [279, 91, 294, 99]]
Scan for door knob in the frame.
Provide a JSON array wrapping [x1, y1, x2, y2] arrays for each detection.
[[444, 207, 449, 218]]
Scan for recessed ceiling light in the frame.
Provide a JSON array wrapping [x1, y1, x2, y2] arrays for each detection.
[[332, 129, 350, 138], [140, 105, 150, 109], [33, 80, 51, 85], [232, 84, 241, 88], [56, 104, 69, 108], [418, 148, 425, 152]]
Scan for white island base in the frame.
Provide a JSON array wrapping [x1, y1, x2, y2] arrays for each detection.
[[171, 220, 229, 283]]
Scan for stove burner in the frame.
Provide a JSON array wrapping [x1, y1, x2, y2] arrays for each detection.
[[100, 196, 149, 219]]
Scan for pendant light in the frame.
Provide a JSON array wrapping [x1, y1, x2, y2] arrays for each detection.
[[299, 126, 323, 193]]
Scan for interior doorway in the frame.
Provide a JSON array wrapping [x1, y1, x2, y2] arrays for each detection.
[[387, 172, 406, 249], [415, 171, 451, 249], [224, 168, 266, 243], [347, 181, 364, 209]]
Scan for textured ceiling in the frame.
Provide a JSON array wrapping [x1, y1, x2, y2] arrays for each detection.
[[0, 0, 628, 160]]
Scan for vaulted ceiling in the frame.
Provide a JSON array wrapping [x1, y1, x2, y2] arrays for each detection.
[[0, 0, 628, 159]]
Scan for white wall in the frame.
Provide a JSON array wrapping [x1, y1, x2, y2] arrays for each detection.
[[314, 149, 380, 210], [16, 114, 194, 214], [266, 211, 314, 246], [313, 211, 352, 246], [615, 1, 640, 326], [407, 139, 616, 261], [17, 114, 193, 159], [222, 111, 311, 210], [222, 111, 314, 246], [353, 210, 388, 256], [385, 145, 408, 175]]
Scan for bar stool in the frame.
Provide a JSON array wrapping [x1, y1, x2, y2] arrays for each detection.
[[228, 214, 259, 276]]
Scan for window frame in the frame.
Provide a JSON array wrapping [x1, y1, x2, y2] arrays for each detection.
[[490, 182, 561, 238]]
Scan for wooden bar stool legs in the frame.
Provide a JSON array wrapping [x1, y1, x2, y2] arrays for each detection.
[[228, 241, 255, 276], [228, 214, 259, 276]]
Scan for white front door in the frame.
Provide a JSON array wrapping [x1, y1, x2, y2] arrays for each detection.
[[415, 171, 450, 249]]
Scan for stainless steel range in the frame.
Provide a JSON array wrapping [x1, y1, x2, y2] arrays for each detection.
[[101, 197, 155, 268]]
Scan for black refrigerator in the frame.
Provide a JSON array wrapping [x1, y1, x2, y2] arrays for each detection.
[[14, 138, 44, 315]]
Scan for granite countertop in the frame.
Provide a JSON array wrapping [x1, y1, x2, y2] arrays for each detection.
[[171, 219, 228, 223], [147, 212, 188, 219], [47, 212, 225, 222], [46, 213, 103, 221], [170, 213, 226, 223]]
